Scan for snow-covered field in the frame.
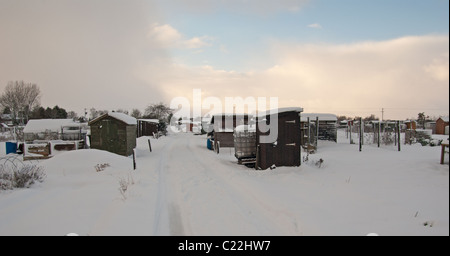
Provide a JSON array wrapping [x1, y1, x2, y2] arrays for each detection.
[[0, 131, 448, 236]]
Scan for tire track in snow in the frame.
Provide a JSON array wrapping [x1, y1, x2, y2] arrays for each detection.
[[161, 134, 300, 235], [151, 138, 185, 235]]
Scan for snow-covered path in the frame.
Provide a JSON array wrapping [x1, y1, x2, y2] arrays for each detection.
[[145, 133, 302, 235], [0, 132, 448, 235]]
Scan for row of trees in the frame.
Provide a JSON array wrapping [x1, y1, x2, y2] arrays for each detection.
[[89, 103, 173, 122], [0, 81, 174, 126], [0, 81, 41, 124]]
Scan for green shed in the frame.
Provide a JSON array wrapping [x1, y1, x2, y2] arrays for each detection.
[[88, 112, 137, 156]]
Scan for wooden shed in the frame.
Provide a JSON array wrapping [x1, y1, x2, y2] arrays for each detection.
[[88, 112, 137, 156], [137, 119, 159, 137], [405, 120, 417, 130], [256, 108, 303, 170], [210, 114, 251, 150], [436, 117, 449, 135]]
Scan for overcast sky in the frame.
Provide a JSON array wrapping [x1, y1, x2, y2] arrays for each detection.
[[0, 0, 448, 119]]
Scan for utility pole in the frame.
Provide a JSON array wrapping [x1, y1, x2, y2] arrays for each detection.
[[381, 108, 384, 121]]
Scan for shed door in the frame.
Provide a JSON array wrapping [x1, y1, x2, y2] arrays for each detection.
[[101, 120, 119, 152], [278, 118, 301, 167]]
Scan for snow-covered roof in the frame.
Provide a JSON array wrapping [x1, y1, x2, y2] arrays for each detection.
[[438, 116, 449, 122], [300, 113, 337, 122], [24, 119, 79, 133], [210, 113, 251, 124], [108, 112, 137, 125], [257, 107, 303, 118], [138, 119, 159, 124], [89, 112, 137, 125], [213, 113, 250, 116]]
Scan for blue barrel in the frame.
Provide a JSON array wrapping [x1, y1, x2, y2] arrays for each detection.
[[5, 142, 17, 154], [207, 138, 212, 150]]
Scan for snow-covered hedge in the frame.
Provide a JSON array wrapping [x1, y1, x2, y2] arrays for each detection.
[[0, 164, 46, 190]]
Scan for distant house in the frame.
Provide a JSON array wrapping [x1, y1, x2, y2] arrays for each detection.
[[137, 119, 159, 137], [436, 117, 449, 135], [88, 112, 137, 156], [404, 120, 417, 130], [23, 119, 85, 142]]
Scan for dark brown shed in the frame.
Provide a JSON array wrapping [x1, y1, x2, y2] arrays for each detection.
[[137, 119, 159, 137], [256, 108, 303, 170], [211, 114, 251, 149], [88, 112, 137, 156]]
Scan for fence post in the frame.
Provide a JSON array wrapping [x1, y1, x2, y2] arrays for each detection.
[[148, 139, 152, 152], [133, 149, 136, 170], [377, 121, 381, 148], [397, 121, 401, 151], [359, 118, 362, 152], [349, 121, 353, 144]]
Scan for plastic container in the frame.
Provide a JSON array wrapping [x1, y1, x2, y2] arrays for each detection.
[[5, 142, 17, 154], [207, 138, 213, 150]]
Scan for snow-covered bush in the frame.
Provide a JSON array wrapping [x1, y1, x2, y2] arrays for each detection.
[[0, 164, 46, 190]]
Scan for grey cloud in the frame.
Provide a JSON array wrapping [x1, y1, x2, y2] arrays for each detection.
[[0, 0, 169, 113]]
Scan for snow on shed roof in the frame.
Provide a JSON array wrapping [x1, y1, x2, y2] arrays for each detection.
[[138, 119, 159, 124], [108, 112, 137, 125], [89, 112, 137, 125], [300, 113, 337, 122], [256, 107, 303, 118], [210, 113, 252, 124], [24, 119, 79, 133]]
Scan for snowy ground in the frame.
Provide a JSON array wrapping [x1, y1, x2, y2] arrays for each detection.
[[0, 131, 448, 236]]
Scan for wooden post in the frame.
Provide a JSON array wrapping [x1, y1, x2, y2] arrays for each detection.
[[377, 121, 381, 148], [133, 149, 136, 170], [397, 121, 401, 151], [361, 120, 364, 145], [255, 145, 260, 170], [349, 121, 352, 144], [148, 139, 152, 152], [359, 118, 362, 152]]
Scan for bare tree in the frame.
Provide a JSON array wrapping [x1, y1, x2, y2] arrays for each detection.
[[115, 109, 129, 115], [130, 109, 142, 119], [89, 108, 107, 120], [144, 102, 172, 120], [0, 81, 41, 124]]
